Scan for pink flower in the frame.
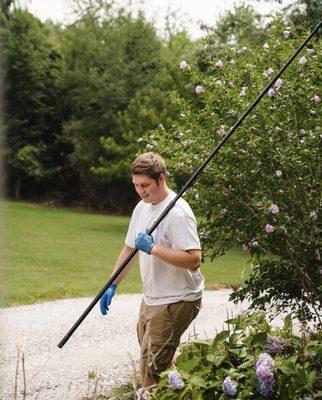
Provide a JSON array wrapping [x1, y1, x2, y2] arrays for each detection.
[[243, 244, 251, 252], [216, 59, 224, 68], [275, 79, 282, 89], [283, 30, 290, 38], [240, 86, 247, 96], [299, 56, 307, 65], [217, 125, 227, 137], [268, 88, 275, 97], [312, 95, 320, 103], [195, 85, 204, 94], [265, 224, 275, 233], [275, 170, 282, 177], [269, 204, 279, 214], [179, 60, 188, 69]]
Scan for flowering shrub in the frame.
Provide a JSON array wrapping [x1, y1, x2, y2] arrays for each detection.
[[140, 19, 321, 325], [149, 313, 322, 399]]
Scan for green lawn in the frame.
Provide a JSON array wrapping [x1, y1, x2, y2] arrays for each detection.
[[0, 201, 251, 307]]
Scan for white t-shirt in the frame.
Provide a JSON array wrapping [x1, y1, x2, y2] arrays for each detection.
[[125, 190, 204, 306]]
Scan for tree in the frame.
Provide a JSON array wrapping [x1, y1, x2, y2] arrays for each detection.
[[2, 8, 67, 199], [149, 19, 321, 325]]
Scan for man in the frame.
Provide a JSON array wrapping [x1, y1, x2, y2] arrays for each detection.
[[99, 152, 204, 392]]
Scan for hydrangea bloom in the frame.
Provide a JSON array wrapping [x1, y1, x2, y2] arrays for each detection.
[[265, 224, 275, 233], [299, 56, 307, 65], [195, 85, 204, 94], [256, 353, 275, 397], [265, 335, 284, 355], [179, 60, 188, 69], [168, 371, 184, 390], [269, 204, 279, 214], [275, 170, 282, 177], [268, 88, 275, 97], [222, 376, 237, 396], [275, 78, 282, 89]]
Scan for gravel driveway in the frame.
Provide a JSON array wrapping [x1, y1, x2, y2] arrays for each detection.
[[1, 291, 255, 400]]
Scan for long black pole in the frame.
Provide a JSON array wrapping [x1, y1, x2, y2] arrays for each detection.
[[58, 21, 321, 349]]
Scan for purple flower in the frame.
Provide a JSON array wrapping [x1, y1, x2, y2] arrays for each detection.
[[299, 56, 307, 65], [195, 85, 204, 94], [265, 224, 275, 233], [269, 204, 279, 214], [243, 244, 251, 252], [275, 170, 282, 177], [217, 124, 227, 137], [275, 78, 282, 89], [222, 376, 237, 396], [283, 29, 290, 38], [312, 94, 320, 103], [168, 371, 184, 390], [256, 353, 275, 397], [175, 130, 184, 138], [179, 60, 188, 69], [268, 88, 275, 97], [216, 59, 224, 68], [265, 336, 284, 355], [251, 239, 259, 247], [240, 86, 247, 96]]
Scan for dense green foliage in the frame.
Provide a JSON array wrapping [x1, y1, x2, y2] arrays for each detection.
[[151, 313, 322, 399], [147, 19, 321, 325]]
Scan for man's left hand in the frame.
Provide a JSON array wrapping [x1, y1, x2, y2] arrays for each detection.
[[135, 232, 154, 254]]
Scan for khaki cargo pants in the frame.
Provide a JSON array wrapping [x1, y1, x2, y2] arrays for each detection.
[[137, 297, 201, 384]]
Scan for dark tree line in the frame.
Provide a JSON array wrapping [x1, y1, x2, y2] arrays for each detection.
[[1, 0, 316, 212]]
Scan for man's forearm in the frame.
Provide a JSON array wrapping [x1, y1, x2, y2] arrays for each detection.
[[150, 244, 201, 271], [110, 245, 138, 285]]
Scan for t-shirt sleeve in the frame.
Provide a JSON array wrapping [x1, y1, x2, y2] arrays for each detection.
[[167, 212, 201, 251]]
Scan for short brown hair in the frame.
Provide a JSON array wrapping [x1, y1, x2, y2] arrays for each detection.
[[131, 152, 166, 180]]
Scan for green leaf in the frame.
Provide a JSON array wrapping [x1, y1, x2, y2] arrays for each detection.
[[213, 330, 230, 347], [283, 314, 292, 331], [280, 362, 297, 376], [250, 331, 267, 347], [190, 375, 207, 388], [179, 357, 201, 372]]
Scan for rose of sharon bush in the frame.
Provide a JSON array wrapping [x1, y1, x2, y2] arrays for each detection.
[[145, 19, 321, 325]]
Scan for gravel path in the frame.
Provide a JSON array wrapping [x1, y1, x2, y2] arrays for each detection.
[[0, 291, 262, 400]]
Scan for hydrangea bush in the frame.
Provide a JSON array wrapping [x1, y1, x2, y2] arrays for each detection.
[[140, 19, 321, 325], [149, 313, 322, 399]]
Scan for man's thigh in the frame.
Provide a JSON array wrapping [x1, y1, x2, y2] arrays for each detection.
[[137, 298, 201, 379]]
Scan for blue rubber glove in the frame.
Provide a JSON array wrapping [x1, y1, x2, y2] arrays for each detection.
[[99, 284, 117, 315], [135, 232, 154, 254]]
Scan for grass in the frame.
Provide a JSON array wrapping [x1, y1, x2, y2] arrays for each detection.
[[0, 201, 252, 307]]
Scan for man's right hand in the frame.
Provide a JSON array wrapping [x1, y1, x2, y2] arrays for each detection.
[[99, 284, 117, 315]]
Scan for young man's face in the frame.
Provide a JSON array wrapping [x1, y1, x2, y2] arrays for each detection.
[[132, 174, 166, 204]]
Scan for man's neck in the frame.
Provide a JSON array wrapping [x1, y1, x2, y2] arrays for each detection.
[[152, 187, 170, 205]]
